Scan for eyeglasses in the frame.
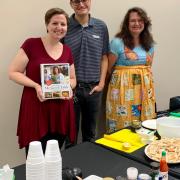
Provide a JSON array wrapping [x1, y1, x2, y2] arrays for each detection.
[[129, 19, 144, 24], [71, 0, 89, 5]]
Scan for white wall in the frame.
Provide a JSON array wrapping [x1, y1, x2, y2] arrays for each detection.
[[0, 0, 180, 167]]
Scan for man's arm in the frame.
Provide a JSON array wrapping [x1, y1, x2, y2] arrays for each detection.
[[89, 54, 108, 94], [99, 54, 108, 89]]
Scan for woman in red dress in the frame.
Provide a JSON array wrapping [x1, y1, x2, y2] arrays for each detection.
[[8, 8, 76, 154]]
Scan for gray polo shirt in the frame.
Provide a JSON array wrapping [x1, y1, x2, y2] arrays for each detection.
[[64, 14, 109, 83]]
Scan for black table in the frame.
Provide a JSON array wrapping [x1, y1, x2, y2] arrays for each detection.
[[14, 142, 179, 180], [131, 146, 180, 178], [97, 141, 180, 178]]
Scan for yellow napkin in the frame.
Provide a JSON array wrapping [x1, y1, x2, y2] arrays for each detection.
[[95, 129, 145, 153]]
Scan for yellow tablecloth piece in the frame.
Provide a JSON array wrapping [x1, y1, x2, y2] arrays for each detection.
[[95, 129, 145, 153]]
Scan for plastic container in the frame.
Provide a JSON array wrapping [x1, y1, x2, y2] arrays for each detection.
[[156, 117, 180, 138], [136, 128, 155, 144], [136, 128, 155, 139], [138, 173, 151, 180], [127, 167, 138, 180], [131, 120, 142, 132], [149, 162, 159, 180]]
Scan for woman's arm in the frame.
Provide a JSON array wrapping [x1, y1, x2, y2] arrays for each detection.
[[107, 52, 118, 78], [9, 48, 37, 87], [151, 52, 154, 66], [69, 64, 76, 89], [8, 48, 44, 101]]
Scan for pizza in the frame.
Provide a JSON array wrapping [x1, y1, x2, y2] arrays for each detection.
[[145, 138, 180, 163]]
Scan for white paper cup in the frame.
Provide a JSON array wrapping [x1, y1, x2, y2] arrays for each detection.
[[45, 140, 61, 162], [26, 156, 45, 164], [26, 166, 45, 180], [26, 148, 45, 180], [127, 167, 138, 180], [27, 141, 44, 159], [45, 155, 61, 162], [26, 174, 45, 180], [45, 140, 62, 180], [45, 140, 60, 156]]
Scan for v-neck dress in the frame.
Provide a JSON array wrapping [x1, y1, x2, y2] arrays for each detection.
[[17, 38, 76, 148]]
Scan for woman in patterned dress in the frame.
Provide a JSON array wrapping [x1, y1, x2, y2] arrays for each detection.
[[106, 7, 156, 133]]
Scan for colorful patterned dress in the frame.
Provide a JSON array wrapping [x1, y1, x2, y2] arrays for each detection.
[[106, 38, 156, 133]]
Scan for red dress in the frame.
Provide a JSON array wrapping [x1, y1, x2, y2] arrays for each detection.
[[17, 38, 76, 148]]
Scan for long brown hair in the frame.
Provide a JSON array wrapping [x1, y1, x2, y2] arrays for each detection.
[[116, 7, 154, 51]]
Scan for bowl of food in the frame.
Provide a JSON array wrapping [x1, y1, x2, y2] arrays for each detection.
[[156, 116, 180, 138]]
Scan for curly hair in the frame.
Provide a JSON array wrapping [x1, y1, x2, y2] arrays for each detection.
[[116, 7, 155, 51]]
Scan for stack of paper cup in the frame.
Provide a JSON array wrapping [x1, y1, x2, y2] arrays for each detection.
[[26, 141, 45, 180], [45, 140, 62, 180]]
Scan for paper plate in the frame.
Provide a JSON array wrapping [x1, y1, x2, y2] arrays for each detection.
[[142, 119, 156, 130], [84, 175, 102, 180]]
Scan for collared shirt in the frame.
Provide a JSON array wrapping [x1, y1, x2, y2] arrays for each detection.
[[64, 14, 109, 83]]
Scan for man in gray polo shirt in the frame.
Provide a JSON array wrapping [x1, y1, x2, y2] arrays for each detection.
[[64, 0, 109, 146]]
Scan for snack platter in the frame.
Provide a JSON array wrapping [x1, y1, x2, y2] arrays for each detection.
[[145, 138, 180, 164]]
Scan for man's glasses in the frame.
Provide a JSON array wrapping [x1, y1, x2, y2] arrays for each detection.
[[71, 0, 89, 5]]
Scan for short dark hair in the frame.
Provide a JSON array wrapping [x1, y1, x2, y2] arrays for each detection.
[[45, 8, 69, 25]]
